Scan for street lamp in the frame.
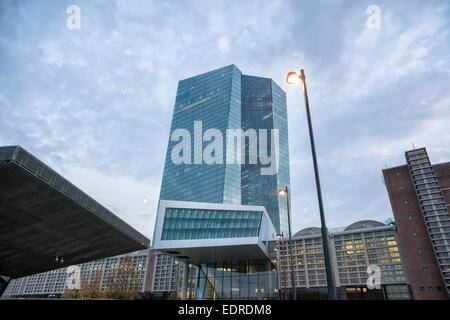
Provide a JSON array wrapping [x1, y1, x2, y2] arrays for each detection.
[[54, 256, 64, 264], [275, 234, 287, 300], [278, 186, 296, 300], [273, 246, 282, 300], [286, 69, 337, 300]]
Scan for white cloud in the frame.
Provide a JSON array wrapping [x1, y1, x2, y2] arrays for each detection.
[[58, 164, 160, 239], [1, 0, 449, 238], [217, 36, 230, 53], [337, 5, 449, 101]]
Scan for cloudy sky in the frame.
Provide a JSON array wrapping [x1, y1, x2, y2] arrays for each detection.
[[1, 0, 449, 239]]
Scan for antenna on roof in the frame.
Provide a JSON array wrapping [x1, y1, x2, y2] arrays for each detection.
[[412, 143, 415, 150]]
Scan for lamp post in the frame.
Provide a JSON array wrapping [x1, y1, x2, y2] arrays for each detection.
[[278, 186, 296, 300], [274, 246, 282, 300], [286, 69, 337, 300], [275, 234, 287, 300]]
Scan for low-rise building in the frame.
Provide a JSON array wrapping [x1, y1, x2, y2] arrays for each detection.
[[2, 250, 149, 298], [383, 147, 450, 299], [147, 219, 412, 300], [276, 220, 411, 299]]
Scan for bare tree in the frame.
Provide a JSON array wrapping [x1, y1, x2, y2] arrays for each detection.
[[104, 256, 140, 300], [61, 271, 105, 299]]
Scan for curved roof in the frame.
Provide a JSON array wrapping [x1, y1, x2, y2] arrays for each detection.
[[344, 220, 385, 231], [294, 227, 321, 237]]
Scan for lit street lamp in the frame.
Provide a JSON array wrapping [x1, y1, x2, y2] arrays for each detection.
[[278, 186, 296, 300], [286, 69, 337, 300]]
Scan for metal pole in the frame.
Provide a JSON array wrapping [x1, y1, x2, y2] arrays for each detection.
[[285, 186, 297, 300], [299, 69, 337, 300], [281, 234, 287, 300], [275, 244, 282, 300]]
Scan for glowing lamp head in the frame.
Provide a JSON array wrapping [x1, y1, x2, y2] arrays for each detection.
[[286, 71, 300, 85], [278, 189, 287, 195]]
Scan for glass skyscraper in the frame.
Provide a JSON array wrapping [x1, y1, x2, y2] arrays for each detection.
[[159, 65, 242, 206], [241, 74, 290, 235], [152, 65, 291, 299], [156, 65, 290, 237]]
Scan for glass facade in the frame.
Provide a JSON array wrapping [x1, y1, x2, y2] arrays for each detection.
[[153, 65, 291, 299], [154, 65, 291, 245], [152, 252, 181, 292], [161, 207, 263, 240], [275, 225, 411, 299], [178, 260, 278, 300], [241, 76, 290, 235], [1, 250, 148, 298], [335, 230, 404, 285], [159, 65, 242, 206], [150, 221, 413, 299], [278, 228, 406, 289]]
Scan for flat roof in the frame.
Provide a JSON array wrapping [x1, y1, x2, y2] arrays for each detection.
[[0, 146, 150, 278]]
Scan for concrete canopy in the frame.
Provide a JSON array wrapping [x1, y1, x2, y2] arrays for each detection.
[[0, 146, 150, 279]]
